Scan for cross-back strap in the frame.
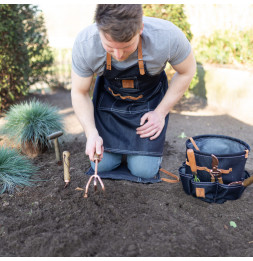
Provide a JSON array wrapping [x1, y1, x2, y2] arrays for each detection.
[[106, 36, 145, 75], [106, 53, 111, 70], [137, 36, 145, 75]]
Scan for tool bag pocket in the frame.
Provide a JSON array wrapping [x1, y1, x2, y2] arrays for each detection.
[[215, 171, 249, 203], [179, 164, 193, 195], [179, 163, 250, 203], [179, 134, 251, 203]]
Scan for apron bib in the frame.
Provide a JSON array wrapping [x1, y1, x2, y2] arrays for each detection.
[[92, 37, 169, 156]]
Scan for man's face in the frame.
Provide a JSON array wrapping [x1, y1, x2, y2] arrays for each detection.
[[99, 27, 143, 62]]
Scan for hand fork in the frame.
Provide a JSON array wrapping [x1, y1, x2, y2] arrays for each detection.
[[84, 153, 105, 198]]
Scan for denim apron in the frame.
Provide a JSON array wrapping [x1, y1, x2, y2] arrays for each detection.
[[92, 37, 169, 157]]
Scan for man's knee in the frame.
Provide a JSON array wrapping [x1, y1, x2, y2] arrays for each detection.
[[127, 155, 162, 179], [90, 152, 122, 172]]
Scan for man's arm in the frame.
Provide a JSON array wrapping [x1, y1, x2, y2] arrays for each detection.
[[136, 50, 196, 140], [71, 70, 104, 161]]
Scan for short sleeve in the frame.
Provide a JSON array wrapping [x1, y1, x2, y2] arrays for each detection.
[[72, 38, 94, 77], [169, 27, 191, 66]]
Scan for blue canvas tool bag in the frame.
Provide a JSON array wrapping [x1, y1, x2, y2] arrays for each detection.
[[179, 134, 251, 203]]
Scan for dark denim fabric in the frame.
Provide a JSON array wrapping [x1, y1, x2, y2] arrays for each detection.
[[92, 61, 169, 157], [185, 135, 250, 183], [180, 134, 251, 203], [179, 163, 250, 204], [86, 163, 161, 184]]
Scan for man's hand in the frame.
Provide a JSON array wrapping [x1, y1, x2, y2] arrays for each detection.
[[85, 132, 104, 162], [136, 111, 165, 140]]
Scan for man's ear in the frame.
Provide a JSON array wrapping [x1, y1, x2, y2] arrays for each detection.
[[139, 23, 144, 35]]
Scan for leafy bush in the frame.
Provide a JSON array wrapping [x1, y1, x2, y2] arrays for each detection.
[[0, 146, 39, 194], [143, 4, 196, 96], [0, 4, 53, 111], [194, 29, 253, 66], [1, 100, 64, 150], [142, 4, 193, 41]]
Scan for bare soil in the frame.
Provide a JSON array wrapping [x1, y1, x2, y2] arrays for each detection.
[[0, 88, 253, 257]]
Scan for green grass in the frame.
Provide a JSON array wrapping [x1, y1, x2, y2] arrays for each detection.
[[0, 146, 39, 194], [1, 99, 64, 149]]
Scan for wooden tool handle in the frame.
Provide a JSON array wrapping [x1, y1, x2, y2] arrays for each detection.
[[243, 175, 253, 187], [63, 151, 70, 182], [187, 149, 197, 173], [47, 131, 63, 140]]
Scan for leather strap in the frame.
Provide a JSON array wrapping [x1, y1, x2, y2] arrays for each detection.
[[187, 149, 197, 173], [137, 36, 145, 75], [106, 53, 111, 70], [106, 36, 145, 75], [108, 87, 143, 100], [160, 168, 180, 183], [189, 137, 200, 151], [185, 160, 232, 174]]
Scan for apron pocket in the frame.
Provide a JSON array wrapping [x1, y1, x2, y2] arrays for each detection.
[[98, 90, 150, 114]]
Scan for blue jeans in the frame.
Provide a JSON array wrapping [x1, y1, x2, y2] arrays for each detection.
[[90, 151, 162, 179]]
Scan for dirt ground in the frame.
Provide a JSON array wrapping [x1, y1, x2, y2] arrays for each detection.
[[0, 88, 253, 257]]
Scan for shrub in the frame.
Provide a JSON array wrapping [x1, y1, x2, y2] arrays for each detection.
[[1, 99, 64, 155], [143, 4, 196, 96], [0, 4, 53, 111], [194, 29, 253, 66], [0, 146, 39, 194], [142, 4, 193, 41]]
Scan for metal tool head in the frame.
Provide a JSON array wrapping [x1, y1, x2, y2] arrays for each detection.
[[210, 154, 222, 177], [211, 154, 219, 169], [210, 154, 223, 184], [84, 153, 105, 198]]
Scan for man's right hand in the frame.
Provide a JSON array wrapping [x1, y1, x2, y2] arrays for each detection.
[[85, 132, 104, 162]]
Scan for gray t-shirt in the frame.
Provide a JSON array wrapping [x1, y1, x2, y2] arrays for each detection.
[[72, 16, 191, 78]]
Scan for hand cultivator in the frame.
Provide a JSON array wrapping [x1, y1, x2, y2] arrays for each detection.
[[76, 153, 105, 198]]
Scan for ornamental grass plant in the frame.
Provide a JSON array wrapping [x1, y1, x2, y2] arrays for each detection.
[[0, 146, 39, 194], [1, 99, 64, 157]]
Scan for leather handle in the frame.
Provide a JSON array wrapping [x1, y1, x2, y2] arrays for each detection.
[[189, 137, 200, 151], [160, 168, 179, 183], [187, 149, 197, 173], [243, 175, 253, 187]]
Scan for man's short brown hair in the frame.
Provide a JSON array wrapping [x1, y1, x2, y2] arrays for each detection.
[[95, 4, 143, 42]]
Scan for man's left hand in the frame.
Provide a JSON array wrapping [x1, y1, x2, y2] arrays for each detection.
[[136, 111, 165, 140]]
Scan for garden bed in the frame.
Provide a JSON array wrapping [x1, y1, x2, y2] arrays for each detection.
[[0, 89, 253, 257]]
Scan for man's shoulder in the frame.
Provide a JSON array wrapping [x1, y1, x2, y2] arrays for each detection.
[[72, 23, 105, 77], [75, 23, 100, 45], [143, 16, 179, 33], [142, 16, 189, 49], [142, 16, 191, 68]]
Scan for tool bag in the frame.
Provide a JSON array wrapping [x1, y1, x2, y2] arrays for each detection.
[[179, 134, 251, 203]]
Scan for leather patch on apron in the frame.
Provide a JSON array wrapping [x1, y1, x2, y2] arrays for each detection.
[[122, 80, 134, 89], [196, 187, 205, 198]]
